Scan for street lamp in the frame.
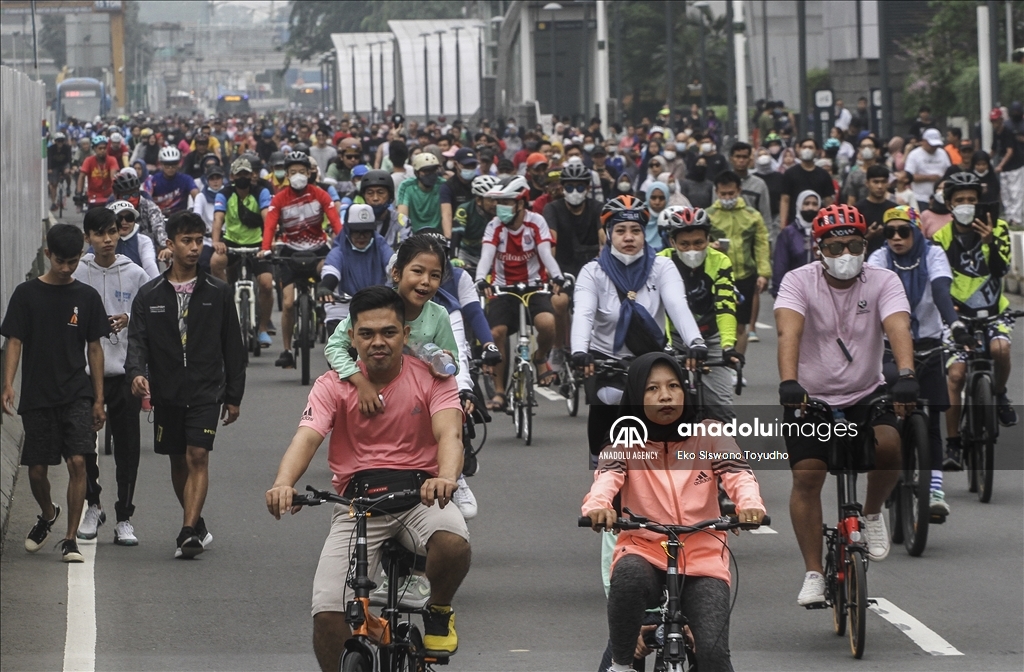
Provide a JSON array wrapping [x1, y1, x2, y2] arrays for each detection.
[[377, 41, 387, 119], [369, 41, 376, 122], [349, 44, 357, 117], [542, 3, 563, 120], [452, 26, 463, 121], [420, 32, 431, 121], [693, 1, 711, 120], [435, 29, 447, 118]]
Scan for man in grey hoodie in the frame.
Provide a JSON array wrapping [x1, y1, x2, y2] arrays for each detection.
[[73, 208, 151, 545]]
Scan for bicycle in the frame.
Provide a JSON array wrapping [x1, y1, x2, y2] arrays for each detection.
[[487, 282, 552, 446], [462, 359, 490, 477], [885, 344, 945, 557], [953, 310, 1024, 503], [271, 247, 329, 385], [225, 246, 264, 359], [799, 397, 886, 659], [670, 355, 744, 420], [55, 173, 72, 219], [578, 509, 770, 672], [291, 486, 450, 672]]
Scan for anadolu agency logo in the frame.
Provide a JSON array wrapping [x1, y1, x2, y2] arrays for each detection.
[[609, 415, 649, 450]]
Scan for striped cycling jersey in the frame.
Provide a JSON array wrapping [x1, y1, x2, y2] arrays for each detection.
[[481, 211, 554, 285], [262, 184, 341, 251]]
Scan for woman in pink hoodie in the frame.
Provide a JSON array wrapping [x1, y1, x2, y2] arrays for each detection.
[[583, 352, 765, 672]]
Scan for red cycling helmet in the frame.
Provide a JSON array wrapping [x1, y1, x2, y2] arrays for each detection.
[[812, 203, 866, 240]]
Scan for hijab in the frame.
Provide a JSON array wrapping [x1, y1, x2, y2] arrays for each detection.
[[644, 181, 671, 250], [619, 352, 697, 442], [878, 218, 930, 338]]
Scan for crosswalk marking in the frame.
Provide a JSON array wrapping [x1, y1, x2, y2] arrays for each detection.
[[869, 597, 963, 656], [535, 387, 565, 402]]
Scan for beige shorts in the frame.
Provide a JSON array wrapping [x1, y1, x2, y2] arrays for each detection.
[[311, 502, 470, 616]]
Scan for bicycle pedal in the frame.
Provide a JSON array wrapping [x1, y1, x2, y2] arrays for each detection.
[[867, 598, 878, 606], [422, 652, 451, 665], [803, 602, 829, 610], [929, 514, 947, 524]]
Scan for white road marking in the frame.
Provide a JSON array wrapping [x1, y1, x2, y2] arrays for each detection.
[[755, 322, 773, 331], [748, 526, 778, 534], [869, 597, 963, 656], [63, 536, 97, 672], [536, 387, 565, 402]]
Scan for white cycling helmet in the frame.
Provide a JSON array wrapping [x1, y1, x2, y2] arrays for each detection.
[[109, 132, 124, 144], [471, 174, 500, 197], [657, 205, 688, 231], [485, 175, 530, 201], [158, 146, 181, 164]]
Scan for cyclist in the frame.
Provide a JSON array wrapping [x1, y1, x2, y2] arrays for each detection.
[[262, 151, 342, 369], [868, 205, 972, 515], [210, 157, 274, 348], [583, 352, 765, 672], [107, 132, 130, 169], [440, 148, 479, 238], [267, 151, 289, 193], [657, 206, 740, 421], [317, 204, 394, 336], [774, 203, 917, 606], [933, 173, 1017, 469], [108, 200, 160, 279], [360, 169, 411, 250], [267, 286, 470, 666], [571, 195, 705, 458], [191, 164, 225, 274], [76, 136, 121, 210], [111, 169, 167, 256], [150, 146, 200, 219], [326, 136, 363, 192], [474, 176, 567, 409], [398, 152, 445, 235], [47, 132, 74, 211], [452, 175, 499, 276]]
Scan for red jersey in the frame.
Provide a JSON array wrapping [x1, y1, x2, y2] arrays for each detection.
[[80, 154, 121, 205], [263, 184, 342, 251], [482, 211, 555, 285]]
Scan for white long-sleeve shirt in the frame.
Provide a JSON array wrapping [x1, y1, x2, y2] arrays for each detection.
[[571, 255, 702, 358]]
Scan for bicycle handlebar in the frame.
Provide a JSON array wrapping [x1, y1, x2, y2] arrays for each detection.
[[577, 514, 771, 532], [290, 486, 422, 510], [490, 283, 551, 295], [225, 246, 263, 255], [960, 309, 1024, 324]]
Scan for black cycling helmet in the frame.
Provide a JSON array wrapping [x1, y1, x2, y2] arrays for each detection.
[[269, 150, 286, 167], [943, 171, 983, 203], [292, 142, 310, 156], [240, 151, 262, 174], [359, 169, 395, 201], [284, 150, 310, 169], [112, 171, 140, 195]]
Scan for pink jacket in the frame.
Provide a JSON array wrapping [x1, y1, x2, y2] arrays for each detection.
[[582, 421, 765, 585]]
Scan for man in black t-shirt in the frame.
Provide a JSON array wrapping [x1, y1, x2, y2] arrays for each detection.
[[779, 137, 836, 227], [1, 224, 109, 563], [991, 108, 1024, 226], [440, 148, 478, 240], [854, 164, 898, 255]]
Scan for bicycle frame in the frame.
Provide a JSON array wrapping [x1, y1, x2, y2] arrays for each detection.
[[228, 247, 262, 337]]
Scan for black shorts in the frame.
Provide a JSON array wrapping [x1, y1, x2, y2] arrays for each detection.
[[486, 292, 554, 335], [277, 245, 329, 289], [153, 403, 220, 454], [734, 275, 757, 325], [785, 386, 899, 467], [21, 398, 97, 466], [225, 240, 273, 276], [48, 168, 69, 186], [198, 245, 214, 273]]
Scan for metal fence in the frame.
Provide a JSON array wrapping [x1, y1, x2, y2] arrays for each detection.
[[0, 66, 46, 320]]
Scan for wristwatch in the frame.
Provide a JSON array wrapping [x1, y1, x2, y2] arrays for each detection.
[[898, 367, 915, 378]]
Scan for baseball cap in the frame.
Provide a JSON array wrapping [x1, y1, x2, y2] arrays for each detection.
[[989, 107, 1004, 121], [883, 206, 919, 226], [922, 128, 944, 147], [205, 163, 225, 178], [230, 157, 253, 174], [590, 144, 608, 156], [442, 145, 459, 158], [345, 203, 377, 232], [454, 147, 478, 166], [352, 164, 370, 178], [526, 152, 549, 168]]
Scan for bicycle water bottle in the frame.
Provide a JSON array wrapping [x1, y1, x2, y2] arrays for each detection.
[[417, 343, 457, 376]]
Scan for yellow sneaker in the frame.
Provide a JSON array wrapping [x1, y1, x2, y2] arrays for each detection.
[[422, 604, 457, 655]]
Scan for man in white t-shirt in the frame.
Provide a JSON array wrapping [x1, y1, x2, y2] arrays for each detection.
[[903, 128, 951, 206], [774, 204, 917, 608]]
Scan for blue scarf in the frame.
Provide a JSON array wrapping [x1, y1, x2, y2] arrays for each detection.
[[339, 231, 391, 296], [883, 225, 930, 339], [596, 243, 665, 354]]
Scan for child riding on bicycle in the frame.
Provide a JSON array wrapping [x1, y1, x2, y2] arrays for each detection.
[[582, 352, 765, 672]]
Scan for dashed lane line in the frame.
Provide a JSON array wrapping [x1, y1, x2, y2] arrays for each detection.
[[869, 597, 964, 656]]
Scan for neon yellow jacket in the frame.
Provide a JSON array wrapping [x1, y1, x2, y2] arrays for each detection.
[[705, 197, 771, 281], [931, 218, 1011, 317], [658, 247, 738, 350]]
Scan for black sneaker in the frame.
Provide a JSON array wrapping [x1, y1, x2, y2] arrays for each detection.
[[943, 437, 963, 471], [195, 517, 213, 548], [25, 504, 61, 553], [997, 393, 1018, 427], [175, 526, 205, 559], [275, 350, 295, 368], [60, 538, 85, 563]]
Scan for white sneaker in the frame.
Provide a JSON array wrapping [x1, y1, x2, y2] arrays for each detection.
[[77, 505, 106, 540], [369, 574, 432, 609], [862, 514, 890, 561], [797, 571, 827, 606], [929, 490, 951, 516], [453, 475, 477, 520], [113, 520, 139, 546]]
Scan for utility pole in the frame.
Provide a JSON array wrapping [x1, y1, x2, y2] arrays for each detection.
[[436, 30, 447, 117], [369, 42, 376, 122], [665, 1, 673, 114], [453, 26, 463, 120], [349, 45, 357, 118], [421, 33, 431, 121], [614, 1, 622, 121], [797, 0, 807, 138], [379, 41, 386, 118], [726, 1, 735, 138], [988, 0, 999, 106]]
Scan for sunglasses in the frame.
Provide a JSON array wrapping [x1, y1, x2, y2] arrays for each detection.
[[885, 225, 913, 239], [116, 213, 137, 223], [820, 239, 866, 255], [563, 184, 587, 194], [343, 153, 360, 160]]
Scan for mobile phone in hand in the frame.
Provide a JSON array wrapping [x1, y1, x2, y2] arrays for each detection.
[[717, 238, 731, 254]]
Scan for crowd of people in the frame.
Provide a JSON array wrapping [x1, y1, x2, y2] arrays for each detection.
[[3, 99, 1021, 672]]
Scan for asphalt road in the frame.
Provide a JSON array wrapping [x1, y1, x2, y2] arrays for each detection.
[[1, 225, 1023, 671]]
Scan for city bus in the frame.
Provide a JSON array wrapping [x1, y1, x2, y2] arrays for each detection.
[[288, 83, 323, 109], [55, 78, 110, 124], [216, 93, 251, 116]]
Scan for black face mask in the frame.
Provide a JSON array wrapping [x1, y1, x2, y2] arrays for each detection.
[[690, 166, 707, 181], [233, 177, 252, 189], [419, 172, 439, 188], [799, 209, 818, 223]]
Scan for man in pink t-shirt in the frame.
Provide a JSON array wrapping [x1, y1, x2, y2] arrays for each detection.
[[774, 204, 917, 608], [265, 287, 468, 665]]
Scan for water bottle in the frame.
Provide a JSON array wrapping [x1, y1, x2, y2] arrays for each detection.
[[417, 343, 456, 376]]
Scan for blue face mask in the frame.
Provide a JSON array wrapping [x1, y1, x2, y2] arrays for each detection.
[[370, 202, 390, 218], [496, 204, 516, 224], [460, 168, 477, 181]]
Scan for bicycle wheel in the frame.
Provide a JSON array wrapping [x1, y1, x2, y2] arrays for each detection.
[[974, 377, 997, 503], [299, 292, 313, 385], [565, 374, 580, 417], [830, 542, 846, 637], [340, 650, 372, 672], [900, 412, 931, 556], [239, 291, 252, 356], [523, 367, 534, 446], [846, 547, 868, 659], [512, 369, 523, 438], [887, 484, 904, 546], [393, 623, 425, 672]]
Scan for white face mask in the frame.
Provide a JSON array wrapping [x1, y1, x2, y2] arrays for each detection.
[[800, 148, 816, 162], [583, 143, 595, 152], [860, 148, 875, 160], [821, 253, 864, 280], [663, 150, 677, 161], [678, 249, 707, 268], [288, 173, 308, 190], [952, 204, 976, 225], [933, 190, 944, 204], [700, 143, 713, 155], [610, 246, 644, 265], [564, 189, 587, 206], [975, 169, 989, 177]]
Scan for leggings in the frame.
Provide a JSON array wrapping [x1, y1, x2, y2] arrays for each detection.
[[606, 554, 734, 672]]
